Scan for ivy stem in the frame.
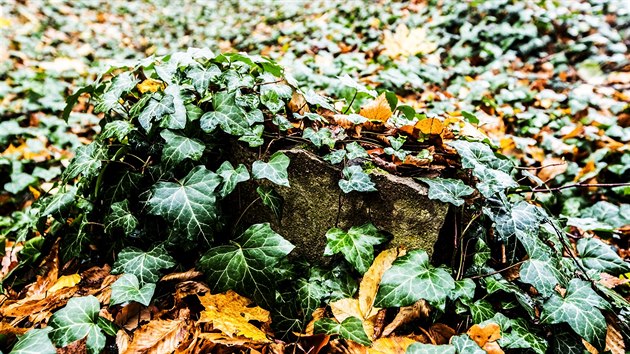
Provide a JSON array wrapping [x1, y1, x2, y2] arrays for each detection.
[[529, 182, 630, 193], [233, 196, 261, 233], [343, 90, 358, 114], [469, 260, 526, 279]]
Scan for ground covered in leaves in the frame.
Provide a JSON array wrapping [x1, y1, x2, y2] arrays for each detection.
[[1, 1, 629, 353]]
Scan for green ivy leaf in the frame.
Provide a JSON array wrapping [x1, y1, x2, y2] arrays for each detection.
[[64, 142, 107, 179], [451, 334, 485, 354], [10, 327, 56, 354], [577, 237, 630, 274], [138, 94, 175, 132], [295, 278, 327, 321], [101, 121, 135, 142], [110, 273, 156, 306], [469, 299, 495, 323], [345, 142, 368, 159], [541, 279, 608, 350], [252, 152, 290, 187], [49, 296, 105, 354], [313, 317, 371, 346], [450, 278, 476, 303], [447, 140, 497, 169], [160, 129, 205, 168], [112, 245, 176, 285], [304, 89, 336, 111], [96, 72, 139, 113], [474, 166, 517, 197], [375, 250, 455, 307], [187, 64, 221, 94], [324, 149, 346, 164], [104, 200, 138, 236], [418, 177, 475, 207], [339, 166, 376, 193], [324, 223, 388, 274], [303, 128, 336, 148], [406, 343, 456, 354], [198, 223, 294, 305], [257, 186, 283, 222], [163, 85, 187, 129], [519, 259, 563, 297], [147, 165, 221, 241], [217, 161, 250, 198], [499, 317, 548, 354], [41, 188, 77, 218], [200, 91, 250, 135]]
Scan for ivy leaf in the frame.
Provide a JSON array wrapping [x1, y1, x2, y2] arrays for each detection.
[[110, 273, 156, 306], [303, 128, 336, 148], [448, 140, 498, 169], [198, 223, 294, 305], [163, 85, 187, 129], [324, 149, 346, 164], [450, 278, 476, 303], [541, 279, 608, 350], [104, 200, 138, 236], [138, 94, 175, 131], [187, 64, 221, 94], [217, 161, 250, 198], [313, 317, 371, 346], [451, 334, 486, 354], [406, 343, 456, 354], [49, 296, 105, 354], [418, 177, 475, 207], [40, 187, 76, 218], [112, 246, 176, 285], [339, 165, 376, 193], [499, 317, 548, 354], [295, 278, 327, 321], [303, 89, 336, 111], [324, 223, 388, 274], [474, 166, 517, 197], [10, 327, 56, 354], [469, 299, 495, 323], [200, 91, 250, 135], [252, 152, 290, 187], [345, 142, 368, 159], [577, 237, 630, 274], [147, 165, 221, 241], [96, 72, 139, 113], [64, 142, 107, 179], [257, 186, 283, 222], [375, 250, 455, 307], [519, 259, 563, 297], [338, 74, 377, 97], [101, 121, 135, 142], [160, 129, 205, 168]]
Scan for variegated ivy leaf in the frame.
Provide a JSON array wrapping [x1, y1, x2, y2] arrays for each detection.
[[519, 259, 564, 297], [259, 72, 293, 100], [147, 165, 221, 241], [337, 74, 377, 97], [162, 85, 188, 130], [110, 273, 156, 306], [257, 186, 283, 222], [474, 166, 517, 197], [375, 250, 455, 307], [198, 223, 294, 305], [498, 316, 548, 354], [64, 142, 107, 180], [447, 140, 497, 170], [302, 127, 336, 148], [418, 177, 475, 207], [95, 72, 139, 113], [252, 152, 290, 187], [451, 334, 486, 354], [295, 278, 327, 321], [104, 200, 138, 236], [304, 89, 336, 111], [49, 296, 105, 354], [313, 317, 371, 346], [217, 161, 250, 198], [138, 94, 175, 131], [112, 246, 176, 285], [100, 121, 135, 142], [261, 90, 284, 113], [338, 165, 376, 193], [541, 279, 608, 350], [187, 64, 221, 94], [406, 343, 456, 354], [345, 142, 368, 159], [200, 91, 250, 136], [324, 223, 388, 274], [577, 237, 630, 274], [324, 149, 346, 164], [160, 129, 205, 168], [41, 187, 77, 218], [10, 327, 56, 354]]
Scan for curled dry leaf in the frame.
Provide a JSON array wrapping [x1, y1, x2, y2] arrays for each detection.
[[289, 91, 310, 115], [300, 307, 326, 336], [359, 93, 392, 122], [137, 78, 165, 93], [124, 319, 188, 354], [360, 248, 405, 320], [466, 323, 501, 348], [197, 290, 271, 343], [537, 157, 567, 182], [428, 323, 456, 345], [116, 329, 130, 353], [160, 269, 204, 282], [415, 118, 444, 136], [381, 299, 430, 337]]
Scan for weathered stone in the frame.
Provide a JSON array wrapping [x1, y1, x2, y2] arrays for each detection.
[[226, 144, 449, 263]]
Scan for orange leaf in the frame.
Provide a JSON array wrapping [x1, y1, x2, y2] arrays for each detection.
[[368, 337, 419, 353], [415, 118, 443, 135], [137, 78, 165, 94], [124, 319, 188, 354], [359, 93, 392, 122], [466, 323, 501, 348]]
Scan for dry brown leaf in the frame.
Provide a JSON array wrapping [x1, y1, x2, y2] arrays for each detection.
[[483, 341, 505, 354], [598, 273, 629, 289], [466, 323, 501, 348], [381, 23, 437, 58], [428, 323, 456, 345], [359, 93, 392, 122], [537, 157, 568, 182], [300, 307, 326, 336], [197, 290, 271, 343], [288, 91, 309, 115], [124, 319, 188, 354], [369, 337, 418, 354], [294, 333, 330, 354], [48, 274, 81, 294], [137, 78, 165, 93], [160, 269, 204, 283], [330, 298, 377, 338], [605, 314, 626, 354], [359, 248, 404, 319], [23, 242, 59, 299], [381, 299, 430, 337], [57, 336, 87, 354], [116, 330, 130, 353], [0, 321, 29, 335]]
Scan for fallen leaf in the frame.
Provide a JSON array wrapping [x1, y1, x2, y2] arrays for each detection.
[[466, 323, 501, 348], [428, 323, 456, 344], [369, 337, 419, 354], [382, 23, 437, 58], [360, 93, 392, 122], [137, 78, 165, 93], [415, 118, 444, 135], [359, 248, 404, 319], [598, 273, 630, 289], [288, 91, 309, 115], [116, 329, 130, 353], [48, 274, 81, 294], [537, 157, 567, 182], [381, 299, 430, 337], [160, 269, 203, 282], [124, 319, 188, 354], [330, 298, 378, 339], [197, 290, 271, 343]]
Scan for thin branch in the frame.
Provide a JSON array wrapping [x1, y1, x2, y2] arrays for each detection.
[[469, 260, 526, 279], [530, 182, 630, 193]]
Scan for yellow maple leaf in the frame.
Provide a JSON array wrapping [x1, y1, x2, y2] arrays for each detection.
[[197, 290, 271, 343], [382, 23, 437, 59], [359, 93, 393, 122], [48, 274, 81, 294], [137, 78, 165, 93]]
